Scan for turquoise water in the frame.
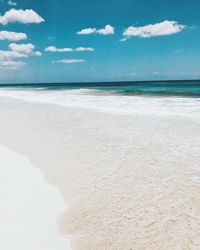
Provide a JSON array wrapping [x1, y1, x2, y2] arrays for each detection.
[[0, 80, 200, 97]]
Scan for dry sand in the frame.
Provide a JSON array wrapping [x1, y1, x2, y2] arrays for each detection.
[[0, 96, 200, 249]]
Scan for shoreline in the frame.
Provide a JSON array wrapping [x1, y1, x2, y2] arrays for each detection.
[[0, 88, 200, 118], [0, 95, 200, 249], [0, 144, 71, 250]]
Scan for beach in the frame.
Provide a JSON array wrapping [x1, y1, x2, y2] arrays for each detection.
[[0, 89, 200, 249]]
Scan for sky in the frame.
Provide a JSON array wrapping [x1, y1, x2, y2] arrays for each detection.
[[0, 0, 200, 83]]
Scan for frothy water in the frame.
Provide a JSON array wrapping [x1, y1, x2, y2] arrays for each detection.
[[0, 145, 71, 250], [0, 87, 200, 117]]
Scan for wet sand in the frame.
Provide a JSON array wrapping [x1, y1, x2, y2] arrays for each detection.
[[0, 96, 200, 249]]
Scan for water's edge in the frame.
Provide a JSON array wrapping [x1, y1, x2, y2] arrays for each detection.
[[0, 144, 72, 250]]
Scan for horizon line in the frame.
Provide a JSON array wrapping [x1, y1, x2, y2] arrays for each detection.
[[0, 78, 200, 87]]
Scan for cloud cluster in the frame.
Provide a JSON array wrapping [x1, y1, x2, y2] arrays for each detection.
[[0, 8, 44, 25], [0, 13, 186, 71], [0, 30, 27, 41], [77, 25, 115, 35], [53, 59, 85, 64], [0, 8, 44, 70], [9, 43, 41, 56], [0, 43, 41, 69], [122, 20, 185, 40], [0, 60, 24, 69], [45, 46, 94, 52]]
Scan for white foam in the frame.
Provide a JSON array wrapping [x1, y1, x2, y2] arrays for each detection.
[[0, 145, 71, 250], [0, 88, 200, 117]]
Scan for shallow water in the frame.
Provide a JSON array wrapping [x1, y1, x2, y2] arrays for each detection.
[[0, 145, 71, 250], [0, 87, 200, 117], [0, 80, 200, 97]]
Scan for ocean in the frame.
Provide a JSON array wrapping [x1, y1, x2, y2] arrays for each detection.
[[0, 80, 200, 117], [0, 80, 200, 97]]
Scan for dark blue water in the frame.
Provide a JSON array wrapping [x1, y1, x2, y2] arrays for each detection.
[[1, 80, 200, 97]]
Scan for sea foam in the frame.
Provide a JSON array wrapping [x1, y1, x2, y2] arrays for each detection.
[[0, 88, 200, 117]]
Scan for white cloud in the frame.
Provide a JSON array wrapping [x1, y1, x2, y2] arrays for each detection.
[[0, 43, 41, 70], [45, 46, 73, 52], [9, 43, 41, 56], [96, 25, 115, 35], [122, 21, 185, 40], [35, 51, 42, 56], [53, 59, 85, 64], [0, 31, 27, 41], [77, 24, 115, 35], [75, 47, 94, 51], [8, 0, 17, 6], [0, 9, 44, 25], [45, 46, 94, 52], [0, 50, 27, 60], [9, 43, 34, 53], [0, 50, 26, 69], [0, 60, 25, 70], [77, 28, 96, 35]]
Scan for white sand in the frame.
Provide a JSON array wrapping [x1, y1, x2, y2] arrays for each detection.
[[0, 94, 200, 249], [0, 145, 71, 250]]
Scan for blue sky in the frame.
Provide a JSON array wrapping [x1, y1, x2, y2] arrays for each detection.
[[0, 0, 200, 83]]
